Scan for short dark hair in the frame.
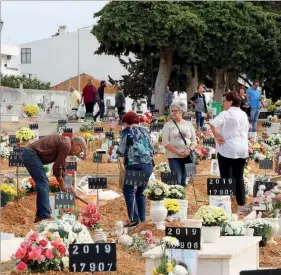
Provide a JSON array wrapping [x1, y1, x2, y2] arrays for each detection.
[[122, 111, 140, 125], [223, 91, 241, 107], [253, 80, 259, 85]]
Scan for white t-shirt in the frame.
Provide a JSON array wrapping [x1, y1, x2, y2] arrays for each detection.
[[162, 120, 197, 158], [71, 90, 81, 109], [210, 107, 249, 159]]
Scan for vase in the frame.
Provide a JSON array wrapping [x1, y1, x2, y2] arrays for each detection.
[[264, 218, 279, 244], [201, 226, 221, 243], [150, 200, 167, 230], [183, 219, 202, 228], [244, 228, 254, 236], [164, 199, 188, 221], [94, 229, 107, 243], [166, 214, 179, 222]]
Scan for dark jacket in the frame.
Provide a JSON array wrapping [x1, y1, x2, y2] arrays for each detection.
[[115, 92, 125, 108], [147, 92, 152, 107], [189, 93, 207, 113], [98, 86, 104, 101]]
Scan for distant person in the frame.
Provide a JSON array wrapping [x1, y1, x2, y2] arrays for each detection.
[[147, 89, 156, 112], [165, 86, 173, 111], [246, 80, 264, 132], [81, 79, 97, 115], [21, 135, 86, 223], [94, 80, 106, 122], [238, 86, 250, 115], [115, 86, 126, 121], [189, 84, 208, 128], [70, 87, 81, 119]]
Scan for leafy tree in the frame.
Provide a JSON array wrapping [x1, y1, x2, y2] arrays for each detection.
[[92, 1, 206, 113], [1, 74, 51, 90]]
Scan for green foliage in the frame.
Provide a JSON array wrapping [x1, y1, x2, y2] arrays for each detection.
[[1, 74, 50, 90]]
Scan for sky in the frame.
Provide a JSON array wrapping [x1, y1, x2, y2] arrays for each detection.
[[1, 0, 108, 45]]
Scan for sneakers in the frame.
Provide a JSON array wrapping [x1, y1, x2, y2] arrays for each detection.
[[124, 221, 140, 228], [34, 216, 52, 223]]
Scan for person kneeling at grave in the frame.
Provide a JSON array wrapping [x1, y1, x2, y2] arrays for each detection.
[[21, 134, 86, 223], [117, 111, 154, 227]]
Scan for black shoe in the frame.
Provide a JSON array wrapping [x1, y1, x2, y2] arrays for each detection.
[[124, 221, 139, 228]]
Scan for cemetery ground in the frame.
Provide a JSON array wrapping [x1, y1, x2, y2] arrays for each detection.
[[0, 118, 280, 274]]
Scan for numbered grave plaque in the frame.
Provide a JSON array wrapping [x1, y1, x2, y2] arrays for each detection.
[[9, 135, 19, 145], [93, 153, 102, 163], [259, 159, 273, 170], [88, 177, 107, 189], [66, 162, 77, 171], [39, 136, 46, 139], [105, 132, 114, 140], [54, 192, 75, 208], [150, 123, 164, 132], [94, 127, 104, 133], [124, 171, 149, 187], [160, 172, 178, 185], [185, 163, 197, 177], [69, 243, 117, 273], [63, 128, 73, 133], [203, 138, 216, 147], [183, 115, 192, 121], [240, 268, 281, 275], [29, 124, 38, 130], [207, 178, 236, 196], [253, 181, 277, 198], [12, 147, 24, 156], [9, 155, 24, 167], [262, 121, 272, 128], [165, 227, 201, 250], [58, 120, 67, 127], [111, 141, 119, 147], [264, 140, 271, 146], [151, 109, 159, 114]]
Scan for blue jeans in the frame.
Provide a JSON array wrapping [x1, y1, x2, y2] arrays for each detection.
[[168, 158, 187, 186], [123, 163, 153, 223], [195, 111, 204, 128], [21, 148, 51, 218], [250, 108, 260, 132]]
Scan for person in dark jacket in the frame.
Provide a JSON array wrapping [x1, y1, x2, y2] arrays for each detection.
[[147, 89, 156, 112], [115, 86, 126, 121], [238, 86, 250, 116], [94, 80, 106, 121], [189, 84, 208, 128], [82, 79, 97, 115]]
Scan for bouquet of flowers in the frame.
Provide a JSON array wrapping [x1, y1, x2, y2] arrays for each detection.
[[1, 183, 17, 204], [0, 141, 12, 158], [166, 185, 186, 200], [193, 205, 228, 227], [57, 206, 80, 220], [144, 180, 170, 201], [82, 132, 94, 141], [79, 121, 94, 132], [13, 231, 67, 273], [1, 132, 8, 143], [37, 216, 92, 247], [3, 173, 16, 184], [264, 98, 272, 108], [155, 162, 171, 173], [78, 204, 101, 230], [16, 127, 35, 142], [221, 221, 245, 236], [23, 104, 40, 117], [164, 199, 180, 216]]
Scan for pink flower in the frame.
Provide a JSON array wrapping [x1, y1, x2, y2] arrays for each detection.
[[39, 239, 48, 248], [145, 230, 153, 240], [253, 197, 260, 204], [264, 191, 271, 197], [276, 194, 281, 201], [29, 233, 39, 242], [16, 262, 28, 272], [58, 244, 66, 256], [21, 241, 31, 249], [45, 249, 54, 260], [28, 247, 42, 260], [15, 248, 27, 259], [51, 241, 60, 249]]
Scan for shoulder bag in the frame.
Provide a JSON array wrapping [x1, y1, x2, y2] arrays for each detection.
[[172, 119, 197, 164]]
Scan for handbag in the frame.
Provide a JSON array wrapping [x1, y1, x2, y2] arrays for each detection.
[[172, 119, 197, 164]]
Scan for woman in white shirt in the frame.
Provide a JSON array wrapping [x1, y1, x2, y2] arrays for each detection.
[[162, 102, 197, 186], [210, 91, 249, 206]]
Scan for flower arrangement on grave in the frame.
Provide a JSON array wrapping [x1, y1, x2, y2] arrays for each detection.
[[37, 216, 92, 247], [140, 112, 153, 124], [16, 127, 35, 142], [244, 219, 272, 247], [3, 173, 16, 184], [267, 105, 277, 113], [0, 135, 12, 159], [144, 180, 170, 201], [6, 104, 13, 110], [248, 140, 273, 162], [79, 121, 93, 132], [193, 205, 228, 227], [108, 120, 117, 131], [82, 132, 94, 141], [13, 231, 67, 273], [20, 178, 33, 193], [166, 185, 186, 200], [23, 104, 40, 117], [155, 162, 171, 173], [264, 98, 272, 108], [157, 116, 168, 123], [164, 199, 180, 216], [1, 132, 8, 143], [78, 204, 101, 230], [221, 220, 245, 236], [25, 177, 60, 193], [195, 146, 209, 160], [57, 205, 80, 220], [262, 133, 281, 148], [0, 183, 17, 204], [272, 115, 279, 123]]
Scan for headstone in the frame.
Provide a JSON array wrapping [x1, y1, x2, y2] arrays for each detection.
[[185, 163, 196, 177], [88, 177, 107, 189], [66, 162, 77, 172], [9, 135, 19, 145], [63, 128, 73, 133], [94, 127, 104, 133], [262, 121, 272, 128], [160, 172, 178, 185], [93, 153, 103, 163], [124, 171, 149, 187], [203, 138, 216, 147], [207, 178, 236, 196], [105, 132, 114, 140], [259, 160, 273, 170], [54, 192, 75, 208]]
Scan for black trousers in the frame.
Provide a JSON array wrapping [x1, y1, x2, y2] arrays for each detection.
[[85, 102, 94, 114], [94, 101, 105, 120], [117, 107, 125, 121], [217, 153, 246, 206]]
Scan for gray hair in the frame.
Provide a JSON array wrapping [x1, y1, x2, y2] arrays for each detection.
[[72, 136, 86, 146], [170, 102, 187, 114]]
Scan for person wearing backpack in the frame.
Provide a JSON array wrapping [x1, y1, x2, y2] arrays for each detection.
[[94, 80, 106, 122]]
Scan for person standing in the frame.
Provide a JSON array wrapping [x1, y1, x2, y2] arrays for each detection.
[[70, 87, 81, 120], [82, 79, 97, 115], [246, 80, 264, 132], [115, 86, 126, 121], [238, 86, 250, 115], [189, 84, 208, 128], [21, 135, 86, 222], [117, 112, 154, 227], [210, 91, 249, 206], [147, 89, 156, 112], [94, 80, 106, 122], [165, 86, 173, 111]]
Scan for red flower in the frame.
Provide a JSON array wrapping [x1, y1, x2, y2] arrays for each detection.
[[16, 261, 28, 272], [39, 239, 48, 247], [15, 248, 27, 259], [45, 249, 54, 260], [58, 244, 66, 256], [51, 241, 60, 249], [28, 247, 42, 261], [29, 233, 38, 242]]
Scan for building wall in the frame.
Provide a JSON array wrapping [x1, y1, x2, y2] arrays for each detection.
[[20, 29, 128, 86], [1, 43, 21, 76]]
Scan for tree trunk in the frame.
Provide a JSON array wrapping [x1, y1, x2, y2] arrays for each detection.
[[186, 64, 198, 106], [214, 68, 227, 102], [226, 71, 239, 92], [155, 48, 174, 114]]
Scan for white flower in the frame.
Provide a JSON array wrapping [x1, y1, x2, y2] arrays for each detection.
[[172, 265, 188, 275], [62, 256, 69, 269], [159, 167, 165, 173], [154, 188, 163, 196], [118, 235, 133, 246], [162, 236, 179, 247], [231, 214, 238, 221], [259, 185, 266, 190]]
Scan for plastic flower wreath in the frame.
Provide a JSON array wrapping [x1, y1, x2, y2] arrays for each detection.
[[23, 104, 40, 117], [16, 127, 35, 142]]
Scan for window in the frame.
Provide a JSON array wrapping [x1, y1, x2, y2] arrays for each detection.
[[21, 48, 31, 64]]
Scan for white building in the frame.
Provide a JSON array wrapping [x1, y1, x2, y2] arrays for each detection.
[[20, 25, 128, 86], [1, 43, 21, 76]]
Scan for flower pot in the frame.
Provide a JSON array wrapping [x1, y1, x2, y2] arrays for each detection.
[[201, 226, 221, 243], [150, 200, 167, 230], [183, 219, 202, 228], [264, 218, 279, 244], [164, 199, 188, 221], [259, 238, 267, 247], [88, 229, 96, 241], [166, 214, 179, 222], [94, 229, 107, 243], [244, 228, 254, 237]]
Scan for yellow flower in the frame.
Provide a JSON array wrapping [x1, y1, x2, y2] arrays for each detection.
[[166, 263, 173, 272], [16, 127, 35, 141], [152, 267, 158, 275]]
